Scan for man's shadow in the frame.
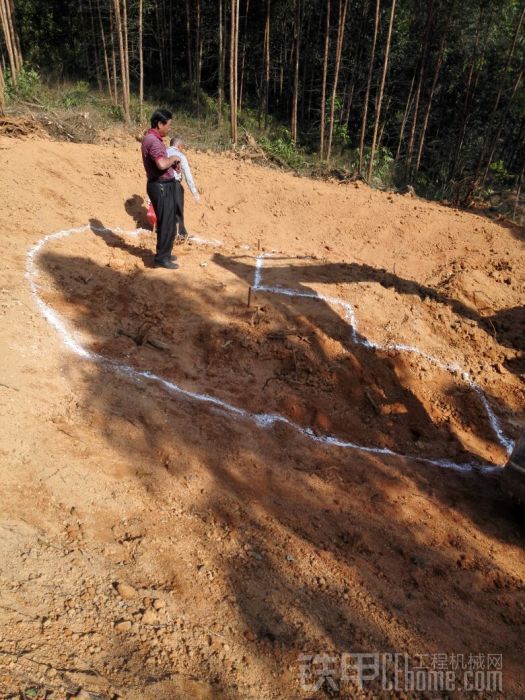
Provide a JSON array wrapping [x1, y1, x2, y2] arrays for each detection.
[[124, 194, 151, 229], [213, 253, 505, 467], [88, 217, 154, 267]]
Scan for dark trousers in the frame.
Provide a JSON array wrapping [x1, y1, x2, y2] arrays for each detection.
[[176, 184, 188, 238], [147, 179, 179, 262]]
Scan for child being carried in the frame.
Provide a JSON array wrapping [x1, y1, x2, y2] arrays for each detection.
[[166, 136, 201, 242]]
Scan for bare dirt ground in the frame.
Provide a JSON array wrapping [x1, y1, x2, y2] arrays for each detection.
[[0, 127, 524, 699]]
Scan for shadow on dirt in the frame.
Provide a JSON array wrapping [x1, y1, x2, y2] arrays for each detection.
[[124, 194, 151, 230], [33, 234, 525, 696], [215, 253, 525, 381], [89, 217, 154, 267], [214, 253, 515, 461]]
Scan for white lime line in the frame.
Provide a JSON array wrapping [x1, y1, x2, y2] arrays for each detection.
[[27, 226, 513, 474]]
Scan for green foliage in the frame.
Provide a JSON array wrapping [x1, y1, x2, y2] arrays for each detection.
[[488, 159, 514, 187], [5, 66, 42, 101], [364, 146, 395, 188], [5, 0, 525, 218], [61, 80, 91, 108], [103, 104, 124, 122], [259, 134, 308, 171], [322, 95, 350, 150]]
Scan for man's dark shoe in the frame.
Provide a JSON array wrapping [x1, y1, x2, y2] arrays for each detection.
[[154, 260, 179, 270], [169, 254, 178, 261]]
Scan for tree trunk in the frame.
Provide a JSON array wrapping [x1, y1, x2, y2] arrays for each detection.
[[507, 116, 525, 171], [476, 3, 525, 181], [319, 0, 331, 159], [113, 0, 130, 123], [406, 0, 434, 177], [482, 61, 525, 185], [230, 0, 240, 144], [377, 94, 392, 149], [0, 0, 18, 84], [415, 33, 445, 173], [342, 0, 368, 126], [367, 0, 396, 182], [299, 11, 311, 125], [97, 0, 113, 101], [87, 0, 103, 90], [8, 0, 21, 74], [121, 0, 130, 109], [218, 0, 224, 123], [168, 9, 173, 87], [185, 0, 194, 106], [449, 2, 484, 179], [155, 4, 165, 88], [264, 0, 271, 128], [109, 3, 119, 103], [326, 0, 349, 161], [513, 156, 525, 220], [138, 0, 143, 119], [258, 0, 270, 127], [291, 0, 301, 144], [195, 0, 201, 116], [395, 72, 415, 161], [279, 44, 284, 103], [0, 60, 5, 114], [358, 0, 380, 173], [239, 0, 251, 113]]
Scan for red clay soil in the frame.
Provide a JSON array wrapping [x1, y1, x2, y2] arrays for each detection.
[[0, 129, 524, 699]]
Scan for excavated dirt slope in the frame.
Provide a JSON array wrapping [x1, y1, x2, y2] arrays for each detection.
[[0, 129, 524, 699]]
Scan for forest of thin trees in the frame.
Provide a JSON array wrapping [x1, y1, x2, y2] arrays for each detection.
[[1, 0, 525, 202]]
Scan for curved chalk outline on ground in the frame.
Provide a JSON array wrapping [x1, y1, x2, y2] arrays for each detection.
[[26, 225, 513, 474]]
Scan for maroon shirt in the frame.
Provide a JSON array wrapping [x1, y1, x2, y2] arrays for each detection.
[[141, 128, 175, 182]]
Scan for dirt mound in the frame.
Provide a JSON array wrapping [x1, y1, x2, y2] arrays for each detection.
[[38, 111, 98, 143], [1, 134, 525, 698], [0, 114, 48, 139]]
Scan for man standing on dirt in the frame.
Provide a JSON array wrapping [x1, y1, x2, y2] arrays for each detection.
[[141, 109, 182, 270]]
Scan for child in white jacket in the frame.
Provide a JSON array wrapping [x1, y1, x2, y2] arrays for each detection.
[[167, 136, 200, 241]]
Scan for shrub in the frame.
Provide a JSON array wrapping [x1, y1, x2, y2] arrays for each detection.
[[61, 80, 91, 108], [5, 66, 42, 101]]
